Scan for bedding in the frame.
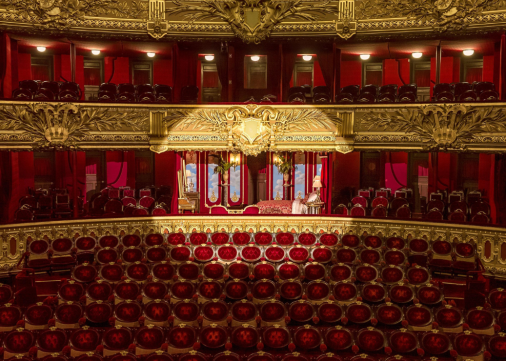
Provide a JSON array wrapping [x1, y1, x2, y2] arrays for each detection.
[[257, 192, 318, 214]]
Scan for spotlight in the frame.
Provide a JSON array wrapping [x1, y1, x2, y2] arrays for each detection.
[[37, 46, 46, 52], [147, 52, 155, 58], [250, 55, 260, 62], [302, 55, 313, 61], [204, 55, 215, 61], [463, 49, 474, 56], [91, 50, 101, 55], [412, 52, 423, 58], [360, 54, 370, 60]]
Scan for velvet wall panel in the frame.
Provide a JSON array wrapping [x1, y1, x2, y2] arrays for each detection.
[[430, 57, 460, 96], [10, 39, 18, 93], [383, 59, 410, 87], [104, 57, 130, 84], [53, 54, 61, 82], [57, 54, 84, 99], [18, 152, 34, 197], [314, 61, 326, 87], [483, 55, 494, 83], [340, 61, 362, 88], [125, 151, 136, 189], [333, 152, 360, 199], [2, 33, 12, 98], [153, 59, 172, 86], [7, 153, 19, 222], [106, 151, 128, 188], [479, 154, 496, 222], [18, 53, 31, 82]]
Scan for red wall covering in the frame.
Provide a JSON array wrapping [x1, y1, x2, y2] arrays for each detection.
[[18, 53, 31, 82], [2, 33, 12, 98], [104, 57, 130, 84], [333, 152, 361, 194], [340, 61, 362, 88], [153, 59, 173, 85], [383, 59, 410, 87]]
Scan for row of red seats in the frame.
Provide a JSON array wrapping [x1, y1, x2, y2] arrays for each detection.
[[13, 80, 81, 101]]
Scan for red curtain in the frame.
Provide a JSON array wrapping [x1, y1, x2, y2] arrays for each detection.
[[173, 45, 198, 102], [35, 158, 52, 176], [296, 72, 312, 87], [282, 47, 297, 101], [414, 69, 431, 87], [215, 48, 228, 102], [171, 152, 182, 214], [321, 155, 328, 213], [466, 67, 482, 83], [203, 71, 219, 88], [316, 47, 334, 92], [84, 68, 101, 86], [365, 71, 382, 86], [32, 65, 50, 81], [133, 69, 151, 85]]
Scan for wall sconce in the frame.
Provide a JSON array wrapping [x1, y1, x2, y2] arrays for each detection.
[[302, 55, 313, 61], [205, 55, 215, 61], [273, 154, 282, 166], [230, 153, 241, 167]]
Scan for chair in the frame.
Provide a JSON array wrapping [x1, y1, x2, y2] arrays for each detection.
[[433, 83, 453, 102], [260, 94, 277, 103], [73, 263, 98, 283], [398, 83, 417, 103], [426, 208, 443, 221], [474, 81, 499, 101], [15, 207, 33, 222], [371, 196, 388, 208], [20, 79, 40, 93], [51, 237, 75, 267], [59, 89, 80, 101], [54, 302, 83, 328], [12, 88, 33, 100], [357, 84, 378, 103], [180, 85, 199, 103], [210, 205, 229, 214], [351, 195, 368, 208], [24, 303, 53, 330], [452, 82, 472, 99], [427, 199, 445, 212], [345, 301, 373, 324], [470, 200, 490, 217], [371, 204, 387, 217], [102, 326, 133, 355], [34, 88, 55, 101], [143, 300, 171, 326], [472, 211, 489, 224], [336, 85, 360, 103], [116, 92, 136, 103], [27, 239, 51, 269], [166, 325, 198, 352], [378, 84, 398, 103], [104, 199, 123, 215], [84, 301, 113, 324], [154, 84, 173, 103], [287, 86, 306, 103], [53, 194, 72, 218], [145, 246, 168, 263], [40, 81, 60, 96], [459, 89, 478, 102], [98, 90, 116, 102], [151, 205, 167, 216], [138, 92, 156, 103], [396, 204, 411, 219], [70, 328, 101, 354], [122, 234, 142, 247], [0, 304, 22, 332], [60, 82, 81, 97], [333, 204, 349, 215], [139, 188, 152, 197], [117, 83, 135, 95], [391, 197, 408, 215], [134, 325, 166, 355], [312, 86, 331, 103], [139, 196, 155, 210], [96, 248, 119, 264], [479, 89, 500, 101]]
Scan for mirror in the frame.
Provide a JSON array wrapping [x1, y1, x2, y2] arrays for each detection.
[[244, 55, 267, 89]]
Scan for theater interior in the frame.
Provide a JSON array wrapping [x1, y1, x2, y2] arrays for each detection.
[[2, 1, 506, 361]]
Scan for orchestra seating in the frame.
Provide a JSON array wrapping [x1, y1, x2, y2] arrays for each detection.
[[432, 81, 499, 102], [12, 80, 82, 101], [14, 186, 173, 221], [0, 231, 498, 361]]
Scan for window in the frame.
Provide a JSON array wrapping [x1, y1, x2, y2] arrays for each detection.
[[31, 57, 52, 81], [201, 62, 221, 103], [84, 59, 103, 86], [245, 55, 267, 89], [131, 61, 153, 85], [294, 62, 314, 88], [363, 63, 382, 87], [184, 152, 197, 193], [229, 162, 241, 204], [411, 62, 431, 87], [294, 153, 306, 200], [462, 59, 483, 83], [207, 154, 219, 204]]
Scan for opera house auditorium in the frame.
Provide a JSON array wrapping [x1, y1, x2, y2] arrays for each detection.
[[2, 1, 506, 361]]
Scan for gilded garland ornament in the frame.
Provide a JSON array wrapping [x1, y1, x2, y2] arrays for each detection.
[[165, 0, 341, 43], [0, 103, 149, 149], [360, 104, 506, 151], [163, 104, 342, 155]]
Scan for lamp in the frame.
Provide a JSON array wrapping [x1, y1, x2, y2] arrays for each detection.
[[230, 153, 240, 167], [463, 49, 474, 56], [92, 50, 101, 55], [313, 175, 322, 203], [185, 169, 194, 192], [37, 46, 46, 52], [250, 55, 260, 62], [360, 54, 370, 60], [412, 52, 423, 58], [205, 55, 215, 61], [147, 52, 156, 58], [302, 55, 313, 61]]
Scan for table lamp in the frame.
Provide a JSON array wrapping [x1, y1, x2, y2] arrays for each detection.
[[313, 175, 322, 203], [186, 170, 194, 192]]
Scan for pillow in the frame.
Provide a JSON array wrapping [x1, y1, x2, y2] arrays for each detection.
[[301, 194, 310, 205]]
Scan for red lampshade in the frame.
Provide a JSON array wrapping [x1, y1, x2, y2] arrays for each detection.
[[278, 263, 301, 280], [276, 232, 295, 246], [253, 263, 276, 280], [293, 326, 322, 349], [306, 281, 330, 301], [144, 300, 171, 322], [202, 300, 229, 322], [264, 246, 286, 262], [224, 280, 249, 300], [405, 304, 433, 327], [262, 326, 290, 348], [325, 326, 353, 352], [376, 303, 403, 325], [381, 266, 404, 284], [318, 302, 343, 323], [228, 262, 251, 279], [355, 264, 378, 282], [279, 280, 303, 300], [203, 262, 226, 280], [329, 264, 353, 282], [363, 235, 382, 249], [384, 250, 406, 265], [198, 280, 223, 300], [356, 328, 385, 352], [333, 282, 357, 302], [189, 232, 208, 246], [319, 233, 338, 247], [254, 232, 273, 246], [389, 284, 414, 303], [125, 263, 149, 282], [389, 330, 418, 353], [177, 262, 200, 281], [136, 326, 165, 349], [217, 245, 239, 262], [167, 233, 186, 246], [211, 232, 230, 245], [144, 233, 164, 247], [342, 234, 361, 248], [143, 281, 168, 300], [288, 301, 315, 322], [336, 248, 357, 264], [232, 232, 251, 245], [288, 246, 309, 263], [231, 326, 259, 348], [200, 325, 228, 348], [85, 302, 113, 323], [73, 264, 98, 283], [421, 331, 451, 355], [361, 283, 386, 303], [241, 245, 263, 262], [173, 301, 200, 322], [194, 245, 215, 262], [346, 303, 373, 324], [259, 301, 286, 323], [171, 281, 196, 300], [311, 247, 333, 263], [231, 301, 257, 322], [298, 233, 316, 246], [151, 262, 175, 281], [386, 236, 406, 250], [115, 281, 140, 300]]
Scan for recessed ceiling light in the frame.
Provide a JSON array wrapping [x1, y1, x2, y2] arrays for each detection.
[[37, 46, 46, 52], [251, 55, 260, 62], [205, 55, 215, 61], [463, 49, 474, 56], [412, 52, 423, 58], [147, 52, 155, 58], [91, 50, 101, 55], [302, 55, 313, 61], [360, 54, 370, 60]]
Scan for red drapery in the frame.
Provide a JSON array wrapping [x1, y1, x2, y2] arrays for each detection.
[[133, 69, 151, 85], [173, 45, 198, 102], [321, 155, 329, 214], [215, 48, 228, 102], [203, 72, 219, 88], [296, 72, 312, 87], [365, 71, 382, 86], [414, 69, 431, 87], [171, 152, 182, 214], [84, 68, 101, 86], [32, 65, 50, 82], [282, 47, 297, 101], [316, 47, 334, 93], [466, 67, 483, 83]]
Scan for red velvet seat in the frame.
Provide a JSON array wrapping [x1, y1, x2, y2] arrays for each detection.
[[305, 280, 330, 302], [36, 328, 68, 357], [227, 262, 250, 279], [171, 281, 196, 301], [420, 330, 451, 355], [324, 327, 353, 351], [51, 238, 75, 266], [58, 281, 85, 303], [122, 234, 142, 248], [198, 280, 223, 300], [396, 204, 412, 219], [341, 234, 361, 248], [355, 264, 378, 282], [0, 284, 13, 305], [361, 282, 386, 303], [417, 284, 443, 305], [224, 280, 248, 300], [86, 281, 113, 302], [144, 233, 164, 247], [293, 326, 323, 350], [381, 265, 405, 284], [262, 326, 291, 348], [84, 301, 113, 324], [0, 304, 21, 331], [376, 303, 403, 325], [346, 302, 373, 324], [25, 302, 53, 329], [211, 232, 230, 245], [259, 301, 287, 325], [389, 329, 419, 354], [359, 248, 381, 264], [264, 245, 286, 263], [319, 233, 339, 246], [254, 232, 273, 246], [453, 332, 485, 358], [230, 300, 257, 325], [278, 262, 301, 280], [202, 299, 228, 325], [429, 240, 453, 271], [466, 307, 495, 334], [70, 328, 101, 355], [146, 245, 168, 262], [98, 235, 119, 248], [115, 280, 141, 301], [232, 232, 251, 245], [241, 245, 263, 262], [389, 284, 415, 303], [166, 325, 198, 352], [96, 248, 119, 264], [217, 245, 238, 262], [99, 263, 123, 283], [102, 326, 133, 355], [176, 261, 200, 281], [350, 204, 366, 216], [194, 245, 215, 262], [114, 301, 143, 327], [170, 245, 192, 263], [27, 239, 51, 269], [279, 280, 303, 300], [253, 262, 276, 280], [453, 242, 476, 272], [333, 282, 357, 302], [167, 233, 186, 246], [54, 302, 83, 328], [406, 266, 430, 285], [288, 245, 309, 263], [434, 305, 463, 331], [3, 329, 35, 358], [200, 325, 228, 348], [384, 249, 406, 265], [315, 302, 342, 324], [372, 205, 387, 217], [143, 300, 171, 326], [335, 247, 357, 264], [173, 300, 200, 325], [329, 263, 353, 282], [151, 262, 175, 281], [202, 262, 225, 281], [251, 279, 277, 301], [142, 280, 168, 301], [276, 232, 295, 246], [356, 327, 386, 352], [189, 232, 208, 246], [230, 326, 259, 348], [303, 262, 326, 281], [487, 333, 506, 359], [363, 235, 383, 249], [134, 325, 165, 354], [297, 232, 316, 246]]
